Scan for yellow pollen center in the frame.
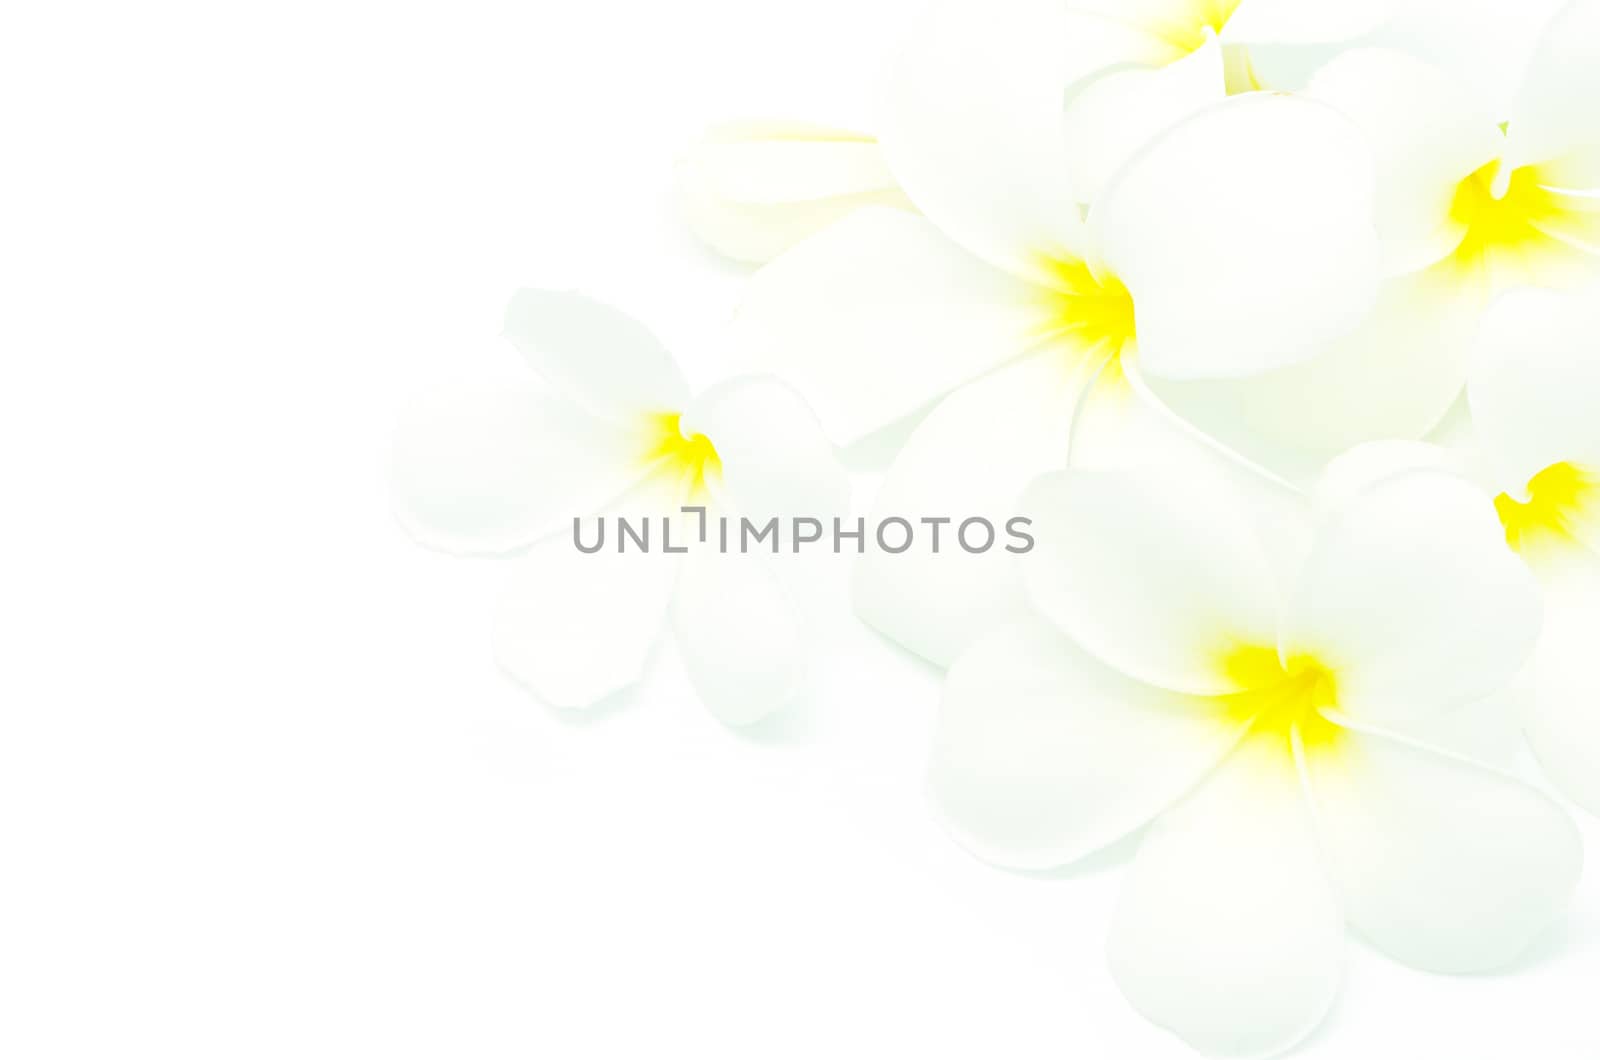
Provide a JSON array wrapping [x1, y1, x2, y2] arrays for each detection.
[[1220, 646, 1343, 754], [642, 412, 721, 498], [1034, 257, 1138, 380], [1494, 461, 1595, 553], [1448, 162, 1574, 266], [1144, 0, 1242, 54]]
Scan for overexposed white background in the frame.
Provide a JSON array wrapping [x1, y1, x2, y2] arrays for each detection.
[[3, 2, 1597, 1056]]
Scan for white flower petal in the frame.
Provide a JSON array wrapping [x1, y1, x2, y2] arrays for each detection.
[[1526, 554, 1600, 816], [853, 349, 1101, 667], [1307, 47, 1503, 275], [879, 0, 1136, 279], [1141, 269, 1481, 485], [1059, 34, 1226, 205], [1093, 95, 1381, 380], [502, 289, 691, 424], [391, 379, 645, 555], [1068, 360, 1235, 474], [1534, 152, 1600, 198], [1468, 286, 1600, 497], [676, 183, 914, 268], [680, 375, 847, 528], [493, 487, 681, 709], [1423, 391, 1478, 449], [1283, 470, 1543, 722], [930, 618, 1247, 872], [1067, 0, 1388, 45], [731, 208, 1052, 445], [1020, 466, 1281, 696], [1069, 378, 1315, 585], [1368, 0, 1567, 122], [672, 546, 802, 727], [1109, 737, 1343, 1060], [1305, 725, 1581, 972], [675, 121, 914, 264], [1224, 0, 1397, 44], [1311, 440, 1475, 518], [1504, 0, 1600, 181], [683, 122, 898, 203], [1064, 0, 1219, 27], [1375, 687, 1523, 767]]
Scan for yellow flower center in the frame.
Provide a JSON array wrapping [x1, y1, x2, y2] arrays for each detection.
[[1494, 461, 1596, 554], [1446, 162, 1581, 270], [642, 412, 721, 498], [1220, 646, 1343, 755], [1143, 0, 1243, 54], [1034, 257, 1138, 382]]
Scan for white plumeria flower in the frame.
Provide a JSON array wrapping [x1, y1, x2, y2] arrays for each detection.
[[929, 461, 1579, 1058], [392, 289, 846, 725], [885, 0, 1397, 212], [733, 82, 1380, 665], [675, 120, 915, 264], [1150, 1, 1600, 478], [675, 0, 1392, 272], [1329, 288, 1600, 818], [1309, 8, 1600, 286]]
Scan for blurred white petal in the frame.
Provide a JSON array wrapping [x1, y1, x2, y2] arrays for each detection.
[[853, 348, 1102, 666], [1059, 35, 1225, 204], [502, 289, 691, 423], [1070, 379, 1315, 586], [1312, 440, 1476, 517], [1066, 0, 1392, 46], [930, 618, 1246, 871], [1366, 0, 1566, 121], [1224, 0, 1398, 44], [732, 208, 1052, 445], [1469, 287, 1600, 498], [1108, 737, 1343, 1060], [1306, 723, 1581, 971], [1526, 555, 1600, 816], [880, 0, 1129, 279], [391, 379, 645, 555], [1021, 465, 1281, 696], [676, 121, 913, 264], [493, 484, 682, 709], [1504, 0, 1600, 181], [1374, 686, 1523, 767], [1307, 47, 1502, 275], [1283, 470, 1543, 722], [673, 546, 802, 727], [1142, 269, 1480, 485], [1093, 95, 1381, 380]]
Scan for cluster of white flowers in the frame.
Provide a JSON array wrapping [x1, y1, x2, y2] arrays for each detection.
[[393, 0, 1600, 1054]]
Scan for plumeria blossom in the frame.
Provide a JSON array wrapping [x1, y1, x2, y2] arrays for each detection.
[[1328, 288, 1600, 818], [392, 289, 846, 725], [929, 460, 1580, 1058], [886, 0, 1397, 213], [733, 83, 1380, 665], [1148, 1, 1600, 478], [1471, 288, 1600, 817], [673, 0, 1392, 270], [675, 120, 915, 264], [1310, 8, 1600, 287]]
